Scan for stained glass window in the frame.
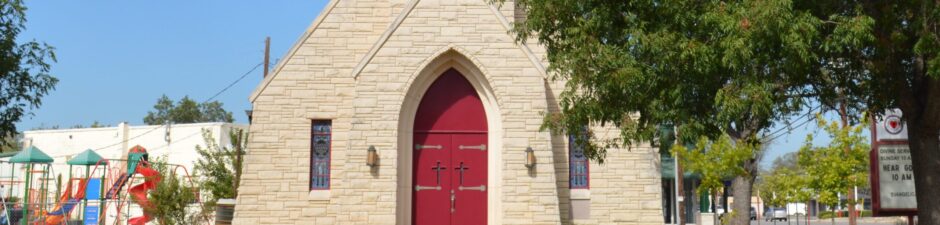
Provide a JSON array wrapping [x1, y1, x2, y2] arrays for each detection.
[[310, 120, 332, 190], [569, 133, 590, 189]]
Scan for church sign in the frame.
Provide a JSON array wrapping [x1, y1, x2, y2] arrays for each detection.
[[869, 109, 917, 216]]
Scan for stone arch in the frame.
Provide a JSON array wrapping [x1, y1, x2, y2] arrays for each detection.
[[396, 47, 503, 225]]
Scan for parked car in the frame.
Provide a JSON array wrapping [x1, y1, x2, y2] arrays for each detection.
[[764, 207, 787, 222]]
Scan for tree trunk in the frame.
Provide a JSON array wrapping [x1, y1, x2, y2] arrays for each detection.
[[731, 174, 755, 225], [908, 123, 940, 225]]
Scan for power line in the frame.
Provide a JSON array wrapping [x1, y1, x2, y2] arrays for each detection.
[[764, 107, 821, 143], [762, 104, 822, 141], [90, 62, 263, 151], [204, 62, 264, 103]]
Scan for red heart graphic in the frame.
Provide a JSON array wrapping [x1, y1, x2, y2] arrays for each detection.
[[890, 121, 898, 129]]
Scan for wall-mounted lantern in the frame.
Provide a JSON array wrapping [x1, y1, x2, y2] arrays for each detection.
[[367, 145, 378, 167], [525, 147, 536, 169]]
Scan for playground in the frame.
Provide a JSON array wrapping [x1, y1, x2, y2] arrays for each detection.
[[0, 145, 202, 225]]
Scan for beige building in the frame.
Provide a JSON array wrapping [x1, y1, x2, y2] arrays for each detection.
[[234, 0, 664, 224]]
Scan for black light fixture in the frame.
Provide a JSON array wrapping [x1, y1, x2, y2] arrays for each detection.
[[525, 147, 536, 169], [367, 145, 378, 167]]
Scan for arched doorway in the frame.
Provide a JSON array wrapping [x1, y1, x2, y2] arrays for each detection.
[[412, 68, 488, 225]]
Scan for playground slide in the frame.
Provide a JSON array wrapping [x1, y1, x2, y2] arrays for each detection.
[[127, 165, 160, 225], [44, 179, 90, 224]]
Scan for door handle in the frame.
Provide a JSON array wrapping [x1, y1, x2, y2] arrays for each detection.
[[414, 185, 441, 191], [458, 185, 486, 191], [450, 189, 456, 213]]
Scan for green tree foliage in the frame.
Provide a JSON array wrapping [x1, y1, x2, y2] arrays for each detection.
[[0, 0, 58, 146], [143, 95, 234, 125], [674, 135, 754, 196], [0, 133, 19, 152], [795, 1, 940, 221], [797, 116, 869, 209], [146, 157, 200, 225], [507, 1, 819, 224], [194, 128, 246, 206]]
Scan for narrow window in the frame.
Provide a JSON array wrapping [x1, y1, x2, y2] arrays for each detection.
[[310, 120, 332, 190], [569, 134, 590, 189]]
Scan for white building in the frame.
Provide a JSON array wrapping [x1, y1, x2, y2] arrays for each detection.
[[3, 122, 246, 200], [22, 122, 246, 173], [0, 122, 245, 224]]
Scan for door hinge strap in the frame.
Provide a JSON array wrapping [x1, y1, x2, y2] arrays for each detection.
[[415, 144, 442, 150], [458, 185, 486, 191], [458, 144, 486, 151], [414, 185, 441, 191]]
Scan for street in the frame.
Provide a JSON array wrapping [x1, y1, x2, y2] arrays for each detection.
[[749, 216, 909, 225]]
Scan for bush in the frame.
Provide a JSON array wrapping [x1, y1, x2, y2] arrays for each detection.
[[818, 210, 873, 219], [146, 157, 201, 225]]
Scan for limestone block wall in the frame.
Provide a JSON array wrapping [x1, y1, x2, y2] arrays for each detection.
[[235, 0, 665, 224]]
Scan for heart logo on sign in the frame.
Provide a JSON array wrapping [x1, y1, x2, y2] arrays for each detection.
[[885, 115, 903, 135]]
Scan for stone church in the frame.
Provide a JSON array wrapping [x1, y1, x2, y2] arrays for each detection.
[[233, 0, 664, 224]]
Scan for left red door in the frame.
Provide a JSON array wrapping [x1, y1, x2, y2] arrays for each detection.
[[413, 133, 452, 225]]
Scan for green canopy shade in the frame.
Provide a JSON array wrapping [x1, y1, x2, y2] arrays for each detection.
[[661, 153, 700, 179], [0, 151, 20, 158], [10, 146, 53, 163], [67, 149, 107, 166]]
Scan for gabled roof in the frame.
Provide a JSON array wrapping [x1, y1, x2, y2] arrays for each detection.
[[67, 149, 107, 166], [10, 146, 53, 163]]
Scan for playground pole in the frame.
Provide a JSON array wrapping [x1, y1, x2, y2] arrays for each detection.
[[40, 164, 49, 224], [99, 163, 106, 225], [8, 162, 14, 206], [82, 165, 90, 222], [22, 163, 30, 225]]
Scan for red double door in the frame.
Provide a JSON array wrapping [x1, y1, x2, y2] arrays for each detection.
[[412, 69, 488, 225]]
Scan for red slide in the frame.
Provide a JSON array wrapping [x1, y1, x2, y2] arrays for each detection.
[[127, 165, 161, 225]]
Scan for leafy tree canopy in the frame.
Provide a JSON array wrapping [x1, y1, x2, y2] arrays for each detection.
[[508, 1, 823, 223], [144, 95, 234, 125], [0, 0, 58, 146], [797, 115, 869, 207]]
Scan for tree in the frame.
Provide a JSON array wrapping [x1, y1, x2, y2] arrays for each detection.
[[147, 157, 200, 225], [759, 157, 812, 225], [193, 127, 246, 206], [507, 1, 820, 224], [143, 95, 234, 125], [674, 135, 756, 224], [0, 133, 19, 153], [0, 0, 58, 146], [793, 1, 940, 222], [797, 116, 869, 224]]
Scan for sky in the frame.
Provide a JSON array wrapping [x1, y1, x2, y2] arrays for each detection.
[[13, 1, 864, 168], [16, 1, 327, 129]]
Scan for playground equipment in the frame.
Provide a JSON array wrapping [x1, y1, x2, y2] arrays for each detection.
[[43, 149, 108, 224], [9, 146, 54, 225], [0, 145, 205, 225], [105, 145, 161, 225]]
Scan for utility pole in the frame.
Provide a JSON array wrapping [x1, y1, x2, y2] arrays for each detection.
[[840, 100, 858, 225], [264, 36, 271, 77]]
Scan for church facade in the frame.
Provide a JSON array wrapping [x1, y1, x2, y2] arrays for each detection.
[[233, 0, 664, 224]]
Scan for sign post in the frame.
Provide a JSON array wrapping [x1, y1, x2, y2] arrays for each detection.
[[870, 109, 917, 221]]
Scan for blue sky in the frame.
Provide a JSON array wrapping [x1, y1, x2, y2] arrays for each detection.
[[14, 1, 860, 168], [17, 1, 327, 128]]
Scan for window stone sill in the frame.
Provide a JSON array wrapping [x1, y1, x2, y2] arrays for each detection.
[[308, 190, 330, 201]]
